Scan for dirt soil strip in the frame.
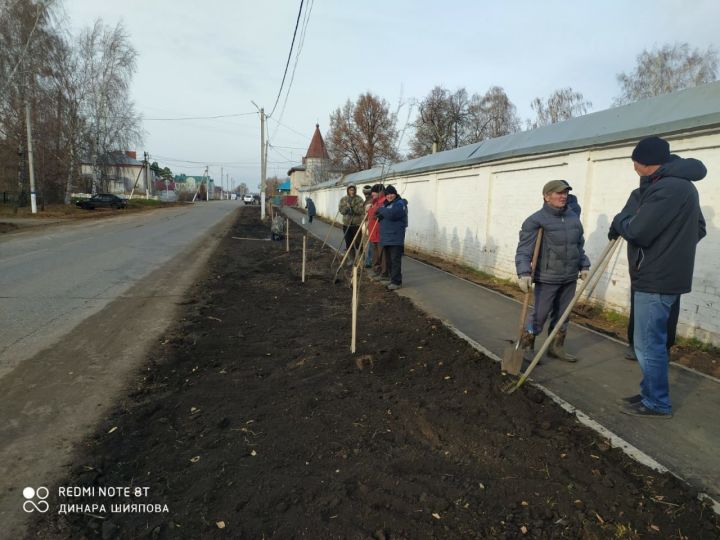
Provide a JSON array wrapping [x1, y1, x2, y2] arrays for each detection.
[[32, 208, 719, 539]]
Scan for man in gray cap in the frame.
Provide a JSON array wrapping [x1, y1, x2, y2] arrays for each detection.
[[515, 180, 590, 363], [611, 136, 706, 418]]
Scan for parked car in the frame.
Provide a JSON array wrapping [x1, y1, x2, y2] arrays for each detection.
[[75, 194, 128, 210], [242, 194, 254, 204]]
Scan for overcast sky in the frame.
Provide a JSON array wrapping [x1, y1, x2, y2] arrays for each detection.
[[63, 0, 719, 190]]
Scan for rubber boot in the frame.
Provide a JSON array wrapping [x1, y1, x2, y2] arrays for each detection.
[[519, 330, 536, 361], [548, 330, 577, 362]]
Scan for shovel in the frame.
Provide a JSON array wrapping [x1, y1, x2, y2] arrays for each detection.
[[320, 210, 341, 251], [503, 238, 619, 394], [332, 214, 368, 283], [501, 228, 543, 375]]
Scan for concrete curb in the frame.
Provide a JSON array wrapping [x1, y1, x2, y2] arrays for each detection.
[[448, 325, 720, 516]]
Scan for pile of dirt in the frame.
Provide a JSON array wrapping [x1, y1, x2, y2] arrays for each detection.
[[33, 208, 718, 539]]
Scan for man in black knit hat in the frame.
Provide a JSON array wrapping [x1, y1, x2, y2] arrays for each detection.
[[610, 136, 706, 419]]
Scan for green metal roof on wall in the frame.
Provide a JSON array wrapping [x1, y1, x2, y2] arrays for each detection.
[[317, 81, 720, 189]]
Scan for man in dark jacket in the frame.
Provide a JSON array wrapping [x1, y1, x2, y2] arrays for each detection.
[[515, 180, 590, 362], [620, 178, 680, 362], [611, 136, 706, 419], [376, 184, 408, 291]]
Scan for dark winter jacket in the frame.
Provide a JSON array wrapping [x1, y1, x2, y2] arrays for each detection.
[[612, 155, 706, 294], [567, 194, 581, 218], [377, 197, 408, 246], [515, 203, 590, 284], [305, 198, 316, 217]]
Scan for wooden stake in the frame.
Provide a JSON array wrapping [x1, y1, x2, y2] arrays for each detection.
[[351, 265, 358, 353], [285, 218, 289, 252], [302, 235, 306, 283]]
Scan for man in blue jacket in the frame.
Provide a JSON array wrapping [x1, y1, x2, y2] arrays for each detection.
[[376, 184, 408, 290], [515, 180, 590, 362], [611, 136, 706, 419]]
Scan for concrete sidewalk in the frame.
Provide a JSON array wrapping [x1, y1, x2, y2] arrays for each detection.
[[282, 207, 720, 506]]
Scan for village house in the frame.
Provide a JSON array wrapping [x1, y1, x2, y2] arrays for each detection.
[[80, 151, 153, 194]]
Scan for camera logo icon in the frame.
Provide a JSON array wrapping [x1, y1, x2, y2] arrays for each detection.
[[23, 487, 49, 513]]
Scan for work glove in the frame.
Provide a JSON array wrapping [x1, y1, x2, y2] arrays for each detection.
[[579, 269, 589, 281], [376, 213, 384, 221], [608, 225, 620, 240], [517, 275, 532, 293]]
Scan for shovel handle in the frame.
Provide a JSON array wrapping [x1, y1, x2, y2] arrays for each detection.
[[508, 238, 619, 393], [333, 213, 368, 279], [515, 228, 544, 339], [321, 210, 341, 250]]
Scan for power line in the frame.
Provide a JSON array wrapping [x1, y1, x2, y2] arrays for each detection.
[[268, 144, 293, 163], [267, 116, 311, 140], [153, 154, 293, 167], [143, 112, 257, 121], [269, 0, 314, 142], [267, 0, 304, 118]]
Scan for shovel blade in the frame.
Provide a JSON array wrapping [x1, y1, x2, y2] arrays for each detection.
[[501, 344, 524, 375]]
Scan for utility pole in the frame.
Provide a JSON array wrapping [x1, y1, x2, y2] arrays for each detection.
[[220, 166, 223, 200], [251, 101, 267, 217], [260, 108, 266, 219], [144, 151, 149, 199], [24, 102, 37, 214]]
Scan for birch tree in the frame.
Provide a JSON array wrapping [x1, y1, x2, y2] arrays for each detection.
[[529, 88, 592, 128], [615, 43, 718, 105]]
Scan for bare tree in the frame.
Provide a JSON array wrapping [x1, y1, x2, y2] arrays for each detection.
[[408, 86, 453, 158], [615, 43, 718, 105], [409, 85, 521, 157], [0, 5, 143, 204], [470, 86, 521, 140], [264, 176, 282, 197], [0, 0, 60, 203], [79, 20, 142, 194], [529, 87, 592, 128], [327, 92, 398, 172]]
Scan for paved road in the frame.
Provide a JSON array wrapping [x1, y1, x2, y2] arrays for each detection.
[[0, 201, 242, 535], [0, 202, 240, 378]]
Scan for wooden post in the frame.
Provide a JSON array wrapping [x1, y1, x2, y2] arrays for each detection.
[[351, 266, 358, 353], [286, 218, 289, 252], [302, 235, 306, 283]]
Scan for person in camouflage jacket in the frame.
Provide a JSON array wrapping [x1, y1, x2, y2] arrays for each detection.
[[338, 185, 365, 251]]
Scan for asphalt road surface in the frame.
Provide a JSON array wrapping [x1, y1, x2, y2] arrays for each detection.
[[0, 201, 241, 535]]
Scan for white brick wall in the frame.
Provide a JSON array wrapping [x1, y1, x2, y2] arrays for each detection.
[[306, 131, 720, 345]]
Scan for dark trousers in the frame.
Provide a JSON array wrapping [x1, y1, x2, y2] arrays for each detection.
[[308, 215, 314, 223], [343, 225, 360, 250], [384, 245, 404, 285], [371, 241, 387, 276], [525, 281, 577, 335], [628, 287, 680, 349]]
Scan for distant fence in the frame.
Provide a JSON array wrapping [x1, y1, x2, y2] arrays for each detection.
[[1, 192, 42, 207]]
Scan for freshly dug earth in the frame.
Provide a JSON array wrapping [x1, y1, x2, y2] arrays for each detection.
[[34, 208, 718, 539]]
